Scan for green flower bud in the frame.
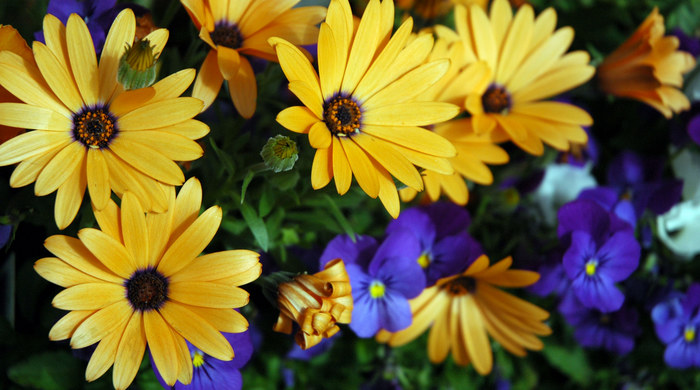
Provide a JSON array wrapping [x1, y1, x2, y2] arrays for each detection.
[[260, 135, 299, 173], [118, 38, 159, 90]]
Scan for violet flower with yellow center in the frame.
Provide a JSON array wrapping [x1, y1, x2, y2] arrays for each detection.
[[457, 0, 595, 156], [271, 0, 459, 217], [598, 8, 695, 118], [377, 255, 551, 375], [180, 0, 326, 118], [0, 9, 208, 229], [274, 258, 353, 350], [33, 178, 262, 390]]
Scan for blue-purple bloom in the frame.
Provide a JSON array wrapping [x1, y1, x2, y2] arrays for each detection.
[[0, 224, 11, 248], [152, 331, 253, 390], [652, 284, 700, 369], [558, 199, 640, 312], [35, 0, 118, 53], [386, 202, 482, 286], [320, 232, 425, 338], [559, 290, 639, 355]]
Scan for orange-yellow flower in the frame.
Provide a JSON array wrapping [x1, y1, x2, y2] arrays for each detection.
[[0, 25, 33, 144], [598, 7, 696, 118], [271, 0, 459, 217], [457, 0, 595, 156], [34, 178, 261, 389], [181, 0, 326, 118], [0, 10, 208, 229], [274, 258, 353, 349], [377, 255, 551, 375]]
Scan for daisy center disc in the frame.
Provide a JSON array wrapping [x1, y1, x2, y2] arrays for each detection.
[[482, 84, 511, 114], [446, 276, 476, 296], [323, 96, 361, 136], [125, 268, 169, 311], [72, 106, 118, 149], [211, 22, 243, 49]]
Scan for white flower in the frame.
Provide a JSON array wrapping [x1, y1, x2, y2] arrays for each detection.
[[532, 162, 597, 226]]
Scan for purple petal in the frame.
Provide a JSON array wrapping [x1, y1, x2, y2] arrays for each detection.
[[557, 199, 611, 242], [346, 263, 373, 294], [562, 231, 598, 281], [349, 292, 381, 338], [224, 331, 253, 370], [573, 320, 607, 349], [425, 233, 480, 286], [664, 338, 695, 369], [319, 234, 378, 269], [644, 179, 684, 216], [607, 151, 645, 188], [571, 274, 625, 313], [386, 207, 436, 251], [681, 283, 700, 318], [596, 231, 640, 282], [611, 200, 636, 230], [425, 202, 470, 237], [689, 115, 700, 145], [373, 250, 426, 299], [376, 291, 413, 333], [530, 262, 568, 297], [181, 359, 243, 390], [558, 289, 593, 326], [0, 225, 11, 248], [578, 187, 619, 211], [47, 0, 87, 21], [368, 229, 421, 277]]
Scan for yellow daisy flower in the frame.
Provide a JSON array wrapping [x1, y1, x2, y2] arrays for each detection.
[[377, 254, 551, 375], [0, 25, 34, 144], [34, 178, 262, 389], [0, 10, 208, 229], [273, 258, 353, 349], [181, 0, 326, 118], [457, 0, 595, 156], [271, 0, 459, 217], [598, 7, 696, 118], [400, 35, 509, 205]]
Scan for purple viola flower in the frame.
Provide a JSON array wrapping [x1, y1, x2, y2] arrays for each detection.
[[321, 231, 426, 337], [562, 229, 640, 312], [152, 330, 254, 390], [557, 199, 633, 244], [606, 151, 683, 218], [35, 0, 118, 53], [688, 114, 700, 146], [286, 332, 338, 361], [651, 284, 700, 369], [529, 251, 569, 297], [385, 202, 482, 286], [0, 224, 11, 248], [577, 187, 636, 229], [559, 290, 639, 355]]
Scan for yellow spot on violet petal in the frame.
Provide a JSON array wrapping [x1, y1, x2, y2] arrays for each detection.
[[417, 253, 431, 269], [685, 326, 696, 342], [585, 259, 598, 276], [369, 281, 385, 299], [192, 351, 205, 368]]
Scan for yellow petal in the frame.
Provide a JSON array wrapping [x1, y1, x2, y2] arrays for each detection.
[[318, 23, 342, 100], [268, 37, 321, 94], [331, 137, 352, 195], [144, 311, 180, 386], [85, 324, 124, 382], [34, 141, 85, 196], [363, 59, 450, 109], [49, 310, 94, 341], [311, 147, 333, 189], [44, 235, 122, 283], [120, 192, 149, 269], [192, 50, 223, 112], [157, 206, 222, 277], [508, 27, 574, 93], [42, 14, 70, 70], [109, 87, 156, 118], [109, 139, 184, 185], [148, 68, 196, 103], [33, 42, 83, 111], [9, 143, 63, 188], [99, 9, 136, 103], [86, 149, 111, 211], [78, 228, 135, 279], [118, 97, 203, 131], [181, 305, 249, 333], [169, 281, 249, 308], [288, 80, 323, 118], [112, 312, 146, 390], [340, 137, 379, 198], [0, 102, 71, 131], [66, 14, 99, 105], [495, 5, 534, 84], [52, 282, 125, 310], [460, 295, 493, 374], [361, 124, 456, 157], [70, 299, 132, 349], [216, 46, 241, 81], [169, 250, 260, 283], [309, 121, 332, 149], [93, 199, 122, 242], [340, 0, 381, 94], [54, 159, 87, 230], [159, 301, 234, 360], [375, 162, 400, 219], [228, 56, 257, 119], [362, 102, 459, 127], [169, 177, 202, 245], [238, 0, 297, 38], [353, 133, 422, 191], [115, 130, 203, 162], [34, 257, 102, 287], [276, 106, 319, 133]]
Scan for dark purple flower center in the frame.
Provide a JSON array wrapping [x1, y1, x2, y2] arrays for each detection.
[[482, 84, 511, 114], [445, 276, 476, 296], [211, 22, 243, 49], [72, 105, 118, 149], [324, 95, 361, 136], [125, 268, 169, 311]]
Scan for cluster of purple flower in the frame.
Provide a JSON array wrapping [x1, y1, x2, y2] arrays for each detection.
[[320, 203, 482, 339]]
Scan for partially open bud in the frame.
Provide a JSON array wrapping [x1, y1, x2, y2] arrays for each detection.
[[260, 135, 299, 173], [273, 259, 353, 349], [118, 38, 159, 90]]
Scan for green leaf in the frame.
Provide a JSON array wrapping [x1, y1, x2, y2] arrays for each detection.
[[323, 194, 356, 241], [208, 138, 236, 176], [240, 170, 255, 204], [240, 202, 269, 251], [258, 185, 275, 218], [542, 343, 592, 386], [7, 351, 83, 390], [268, 170, 299, 191]]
